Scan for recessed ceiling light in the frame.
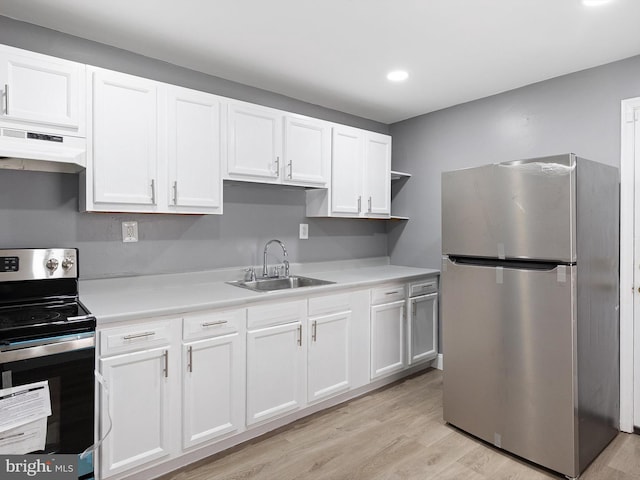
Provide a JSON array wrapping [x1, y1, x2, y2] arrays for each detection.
[[387, 70, 409, 82], [582, 0, 614, 6]]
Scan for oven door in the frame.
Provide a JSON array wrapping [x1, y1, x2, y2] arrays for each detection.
[[0, 332, 95, 478]]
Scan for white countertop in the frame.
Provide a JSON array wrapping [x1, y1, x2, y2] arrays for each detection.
[[80, 258, 439, 325]]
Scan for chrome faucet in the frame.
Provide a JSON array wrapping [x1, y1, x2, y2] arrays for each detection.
[[263, 239, 289, 278]]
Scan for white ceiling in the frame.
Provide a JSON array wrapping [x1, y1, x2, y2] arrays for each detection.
[[1, 0, 640, 124]]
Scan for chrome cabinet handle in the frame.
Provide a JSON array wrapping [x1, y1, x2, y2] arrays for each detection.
[[357, 196, 362, 213], [172, 181, 178, 205], [163, 350, 169, 378], [288, 160, 293, 179], [385, 291, 400, 295], [187, 346, 193, 373], [3, 84, 7, 115], [297, 324, 302, 346], [274, 156, 280, 176], [123, 331, 156, 340], [150, 179, 156, 204], [312, 320, 317, 342], [368, 196, 372, 213], [201, 320, 228, 327]]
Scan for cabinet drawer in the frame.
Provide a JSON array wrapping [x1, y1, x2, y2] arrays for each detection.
[[247, 299, 306, 330], [371, 284, 406, 305], [100, 320, 172, 356], [409, 278, 438, 297], [183, 309, 244, 341], [308, 293, 351, 317]]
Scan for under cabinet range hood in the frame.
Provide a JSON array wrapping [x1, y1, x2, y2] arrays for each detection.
[[0, 127, 86, 174]]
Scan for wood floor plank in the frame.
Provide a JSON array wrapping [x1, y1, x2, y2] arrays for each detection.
[[161, 369, 639, 480]]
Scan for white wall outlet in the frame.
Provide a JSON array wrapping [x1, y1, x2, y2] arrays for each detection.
[[299, 223, 309, 240], [122, 221, 139, 243]]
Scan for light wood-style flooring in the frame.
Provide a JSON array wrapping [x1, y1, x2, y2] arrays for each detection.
[[163, 369, 640, 480]]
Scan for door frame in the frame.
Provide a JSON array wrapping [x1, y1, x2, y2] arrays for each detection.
[[620, 97, 640, 433]]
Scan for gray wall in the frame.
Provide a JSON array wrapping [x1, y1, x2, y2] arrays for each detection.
[[389, 54, 640, 269], [0, 16, 388, 279]]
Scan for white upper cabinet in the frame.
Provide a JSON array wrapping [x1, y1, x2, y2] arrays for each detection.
[[306, 124, 391, 218], [166, 86, 222, 214], [283, 115, 330, 187], [330, 126, 364, 215], [225, 101, 330, 187], [0, 44, 86, 136], [364, 132, 391, 216], [88, 67, 158, 208], [83, 67, 223, 214], [226, 102, 282, 183]]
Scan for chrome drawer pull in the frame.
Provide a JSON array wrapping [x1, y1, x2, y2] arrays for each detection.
[[201, 320, 228, 327], [123, 331, 156, 340], [163, 350, 169, 378], [385, 291, 400, 295], [187, 346, 193, 372]]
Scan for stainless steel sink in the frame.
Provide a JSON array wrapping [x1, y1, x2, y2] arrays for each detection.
[[227, 275, 335, 292]]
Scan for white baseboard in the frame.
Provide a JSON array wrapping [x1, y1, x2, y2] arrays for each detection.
[[431, 353, 443, 370]]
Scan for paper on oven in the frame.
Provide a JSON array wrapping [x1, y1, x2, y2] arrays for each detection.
[[0, 381, 51, 454], [0, 417, 47, 454]]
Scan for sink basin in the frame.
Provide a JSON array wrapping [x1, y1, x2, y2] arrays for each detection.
[[227, 275, 335, 292]]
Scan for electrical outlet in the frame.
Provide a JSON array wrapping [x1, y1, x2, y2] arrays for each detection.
[[122, 221, 138, 243], [299, 223, 309, 240]]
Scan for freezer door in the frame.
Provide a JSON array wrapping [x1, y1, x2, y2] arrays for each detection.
[[442, 257, 578, 477], [442, 154, 576, 262]]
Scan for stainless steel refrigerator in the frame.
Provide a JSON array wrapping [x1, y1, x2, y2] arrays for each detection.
[[441, 154, 619, 479]]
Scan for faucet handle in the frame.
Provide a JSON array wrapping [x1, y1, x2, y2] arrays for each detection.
[[244, 267, 257, 282]]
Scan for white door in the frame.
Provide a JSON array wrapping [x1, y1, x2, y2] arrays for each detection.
[[620, 97, 640, 432], [0, 45, 85, 133], [364, 132, 391, 217], [370, 300, 405, 379], [331, 126, 363, 215], [90, 67, 158, 206], [182, 333, 243, 449], [226, 102, 282, 182], [166, 86, 222, 213], [283, 115, 330, 186], [99, 347, 172, 478], [307, 311, 351, 403], [246, 322, 305, 425], [408, 293, 438, 365]]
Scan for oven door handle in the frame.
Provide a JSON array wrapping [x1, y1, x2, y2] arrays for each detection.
[[0, 333, 95, 363]]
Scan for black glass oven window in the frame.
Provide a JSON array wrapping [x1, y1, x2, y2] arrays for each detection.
[[0, 346, 95, 455]]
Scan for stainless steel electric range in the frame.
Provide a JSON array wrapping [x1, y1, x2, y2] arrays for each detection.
[[0, 248, 96, 479]]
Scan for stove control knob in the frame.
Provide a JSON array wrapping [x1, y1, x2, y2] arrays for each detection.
[[62, 257, 75, 271], [46, 258, 59, 272]]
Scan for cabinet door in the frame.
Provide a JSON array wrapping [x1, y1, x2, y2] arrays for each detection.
[[0, 45, 85, 133], [283, 115, 330, 187], [370, 300, 405, 379], [227, 102, 281, 182], [364, 132, 391, 217], [331, 126, 364, 215], [183, 333, 243, 449], [308, 311, 351, 403], [99, 347, 172, 478], [90, 67, 157, 206], [408, 293, 438, 365], [246, 322, 305, 425], [167, 86, 222, 213]]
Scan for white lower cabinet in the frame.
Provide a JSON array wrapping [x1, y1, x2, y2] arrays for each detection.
[[307, 294, 351, 403], [98, 320, 178, 479], [182, 308, 245, 449], [246, 301, 306, 425], [370, 285, 406, 380], [408, 292, 438, 365]]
